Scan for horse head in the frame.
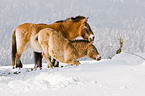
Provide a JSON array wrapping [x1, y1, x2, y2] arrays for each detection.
[[78, 17, 95, 41], [58, 16, 95, 41], [86, 41, 101, 61]]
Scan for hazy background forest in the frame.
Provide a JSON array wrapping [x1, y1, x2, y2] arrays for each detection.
[[0, 0, 144, 66]]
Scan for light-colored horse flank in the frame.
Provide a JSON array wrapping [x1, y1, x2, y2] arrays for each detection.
[[38, 28, 101, 68], [38, 28, 79, 67], [12, 16, 95, 68]]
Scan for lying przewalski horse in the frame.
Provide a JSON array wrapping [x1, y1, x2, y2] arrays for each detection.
[[12, 16, 95, 68], [37, 28, 101, 68]]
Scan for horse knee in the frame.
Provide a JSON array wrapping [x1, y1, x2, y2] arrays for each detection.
[[66, 59, 80, 66], [73, 60, 80, 66]]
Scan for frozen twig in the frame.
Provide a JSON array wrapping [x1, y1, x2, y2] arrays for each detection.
[[126, 52, 145, 60]]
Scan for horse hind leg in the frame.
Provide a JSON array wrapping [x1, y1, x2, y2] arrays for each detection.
[[15, 49, 23, 68], [15, 42, 29, 68]]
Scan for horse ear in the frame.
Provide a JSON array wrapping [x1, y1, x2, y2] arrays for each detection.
[[85, 17, 89, 22], [85, 18, 88, 22], [81, 18, 88, 23]]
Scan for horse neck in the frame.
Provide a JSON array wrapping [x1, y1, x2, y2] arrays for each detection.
[[62, 22, 81, 40], [71, 41, 88, 58], [48, 23, 71, 39], [37, 24, 51, 32], [37, 22, 81, 40]]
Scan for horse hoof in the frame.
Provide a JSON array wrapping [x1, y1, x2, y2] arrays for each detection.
[[16, 61, 23, 68]]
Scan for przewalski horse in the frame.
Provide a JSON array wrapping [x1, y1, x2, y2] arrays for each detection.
[[37, 28, 101, 68], [12, 16, 95, 68]]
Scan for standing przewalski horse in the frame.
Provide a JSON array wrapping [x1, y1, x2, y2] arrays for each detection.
[[12, 16, 95, 68], [37, 28, 101, 68]]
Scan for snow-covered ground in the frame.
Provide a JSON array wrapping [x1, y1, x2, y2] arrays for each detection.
[[0, 52, 145, 96], [0, 0, 145, 65]]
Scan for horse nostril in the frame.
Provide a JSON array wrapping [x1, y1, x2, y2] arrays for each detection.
[[93, 36, 94, 40], [90, 36, 94, 41], [89, 35, 95, 41], [97, 56, 101, 61]]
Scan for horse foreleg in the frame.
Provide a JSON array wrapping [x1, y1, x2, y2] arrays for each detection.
[[66, 59, 80, 66], [48, 56, 59, 67], [34, 52, 42, 68], [42, 52, 53, 68], [51, 58, 56, 66]]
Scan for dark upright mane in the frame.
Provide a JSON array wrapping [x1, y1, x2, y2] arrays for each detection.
[[69, 40, 90, 43], [55, 16, 86, 23], [38, 23, 48, 25], [71, 16, 86, 22]]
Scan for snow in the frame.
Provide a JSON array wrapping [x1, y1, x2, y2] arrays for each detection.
[[0, 0, 145, 65], [0, 1, 144, 95], [0, 52, 145, 96]]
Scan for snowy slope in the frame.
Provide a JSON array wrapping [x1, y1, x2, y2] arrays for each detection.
[[0, 52, 145, 96], [0, 0, 145, 65]]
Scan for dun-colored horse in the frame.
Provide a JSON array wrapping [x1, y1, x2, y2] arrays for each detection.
[[37, 28, 101, 68], [12, 16, 95, 68]]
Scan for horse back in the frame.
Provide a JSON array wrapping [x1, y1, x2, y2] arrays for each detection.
[[16, 23, 38, 33]]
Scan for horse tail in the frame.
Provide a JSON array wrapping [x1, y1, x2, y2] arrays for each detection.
[[12, 29, 17, 68]]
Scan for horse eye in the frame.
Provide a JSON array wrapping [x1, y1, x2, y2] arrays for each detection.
[[84, 26, 88, 29], [92, 48, 96, 51]]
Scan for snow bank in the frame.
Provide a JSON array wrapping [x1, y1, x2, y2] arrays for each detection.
[[0, 53, 145, 96]]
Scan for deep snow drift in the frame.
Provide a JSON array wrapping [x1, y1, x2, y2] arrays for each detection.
[[0, 52, 145, 96]]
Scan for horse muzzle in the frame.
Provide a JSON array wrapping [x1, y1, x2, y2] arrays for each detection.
[[88, 34, 95, 41], [96, 55, 101, 61]]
